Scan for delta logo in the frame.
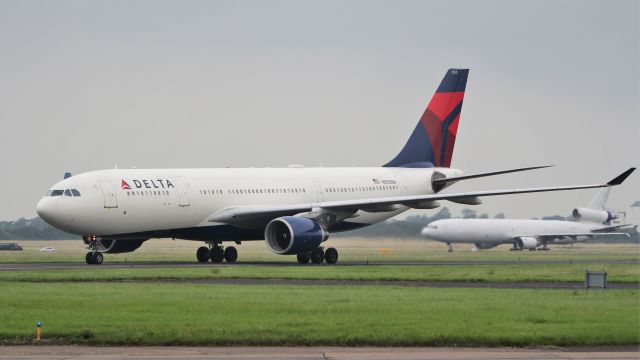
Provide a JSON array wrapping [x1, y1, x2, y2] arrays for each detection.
[[121, 179, 175, 190]]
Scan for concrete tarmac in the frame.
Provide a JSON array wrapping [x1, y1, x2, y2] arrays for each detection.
[[1, 346, 638, 360]]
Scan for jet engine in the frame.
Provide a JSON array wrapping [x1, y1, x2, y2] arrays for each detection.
[[265, 216, 328, 255], [572, 208, 616, 224], [95, 238, 147, 253], [474, 243, 499, 250], [515, 236, 538, 250]]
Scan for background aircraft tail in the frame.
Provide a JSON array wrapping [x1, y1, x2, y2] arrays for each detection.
[[384, 68, 469, 168], [587, 188, 611, 210]]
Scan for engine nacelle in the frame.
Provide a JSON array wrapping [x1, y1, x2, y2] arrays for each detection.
[[474, 242, 499, 250], [572, 207, 616, 223], [98, 238, 147, 253], [265, 216, 328, 255], [515, 236, 539, 250]]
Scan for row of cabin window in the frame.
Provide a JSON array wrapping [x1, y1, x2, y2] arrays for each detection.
[[200, 188, 307, 195], [325, 185, 398, 193], [126, 190, 169, 196]]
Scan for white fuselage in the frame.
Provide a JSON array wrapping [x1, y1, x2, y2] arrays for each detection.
[[36, 167, 461, 240], [421, 218, 601, 246]]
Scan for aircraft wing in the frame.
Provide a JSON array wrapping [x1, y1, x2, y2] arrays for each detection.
[[513, 232, 630, 239], [207, 167, 635, 228]]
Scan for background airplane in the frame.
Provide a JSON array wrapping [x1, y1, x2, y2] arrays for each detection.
[[421, 179, 635, 252], [36, 69, 633, 265]]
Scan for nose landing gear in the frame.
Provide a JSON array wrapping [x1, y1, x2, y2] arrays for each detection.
[[85, 251, 103, 264], [84, 235, 104, 265]]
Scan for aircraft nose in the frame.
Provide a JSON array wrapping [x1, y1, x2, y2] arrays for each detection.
[[36, 198, 55, 223], [421, 227, 433, 237]]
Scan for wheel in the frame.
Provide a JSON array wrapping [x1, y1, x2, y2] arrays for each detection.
[[196, 246, 210, 263], [324, 247, 339, 264], [310, 248, 325, 264], [93, 253, 103, 265], [296, 253, 310, 264], [85, 252, 94, 264], [210, 246, 224, 263], [224, 246, 238, 263]]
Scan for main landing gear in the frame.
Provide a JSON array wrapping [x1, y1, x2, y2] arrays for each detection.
[[196, 243, 238, 263], [297, 247, 339, 265]]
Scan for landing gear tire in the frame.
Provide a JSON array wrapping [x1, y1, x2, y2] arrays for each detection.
[[297, 253, 310, 264], [85, 252, 94, 264], [93, 253, 103, 265], [310, 248, 325, 264], [210, 246, 224, 263], [224, 246, 238, 263], [196, 246, 210, 263], [324, 247, 339, 264]]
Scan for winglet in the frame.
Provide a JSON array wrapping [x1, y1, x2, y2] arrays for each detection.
[[607, 167, 636, 186]]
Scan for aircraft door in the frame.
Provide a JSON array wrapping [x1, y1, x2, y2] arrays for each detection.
[[313, 179, 324, 202], [98, 180, 118, 208], [174, 180, 191, 207]]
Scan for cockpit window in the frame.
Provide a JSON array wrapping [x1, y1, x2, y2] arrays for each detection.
[[64, 189, 73, 197], [71, 189, 81, 196], [49, 190, 64, 197]]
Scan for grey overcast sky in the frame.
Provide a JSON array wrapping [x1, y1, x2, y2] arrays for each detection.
[[0, 0, 638, 221]]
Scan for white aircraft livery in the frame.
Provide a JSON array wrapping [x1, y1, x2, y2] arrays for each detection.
[[36, 69, 634, 265], [421, 183, 635, 252]]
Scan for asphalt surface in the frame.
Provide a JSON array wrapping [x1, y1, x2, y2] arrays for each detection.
[[1, 346, 638, 360], [1, 258, 637, 270]]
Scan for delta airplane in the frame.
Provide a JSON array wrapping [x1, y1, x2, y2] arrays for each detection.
[[36, 69, 633, 265], [421, 181, 635, 252]]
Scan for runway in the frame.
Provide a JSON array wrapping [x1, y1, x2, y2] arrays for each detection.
[[1, 258, 637, 270], [1, 346, 638, 360]]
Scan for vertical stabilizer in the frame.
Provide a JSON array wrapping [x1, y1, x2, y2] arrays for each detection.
[[587, 188, 611, 210], [384, 69, 468, 168]]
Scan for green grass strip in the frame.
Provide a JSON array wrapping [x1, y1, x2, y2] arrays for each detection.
[[0, 282, 637, 346], [0, 264, 638, 283]]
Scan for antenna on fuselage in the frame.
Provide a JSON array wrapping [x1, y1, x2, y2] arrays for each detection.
[[63, 172, 72, 179]]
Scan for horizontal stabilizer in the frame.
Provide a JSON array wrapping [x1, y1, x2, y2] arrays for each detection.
[[432, 165, 552, 187], [606, 167, 636, 186]]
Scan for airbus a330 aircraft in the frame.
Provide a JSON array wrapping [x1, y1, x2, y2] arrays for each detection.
[[36, 69, 633, 265], [421, 180, 635, 252]]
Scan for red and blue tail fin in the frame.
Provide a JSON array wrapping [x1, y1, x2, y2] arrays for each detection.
[[384, 69, 468, 168]]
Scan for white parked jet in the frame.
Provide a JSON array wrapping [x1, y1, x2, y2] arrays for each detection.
[[421, 184, 635, 252], [36, 69, 634, 264]]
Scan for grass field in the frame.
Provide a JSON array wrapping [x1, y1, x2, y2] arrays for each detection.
[[1, 263, 638, 283], [1, 239, 638, 347], [1, 282, 638, 346], [2, 238, 639, 263]]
